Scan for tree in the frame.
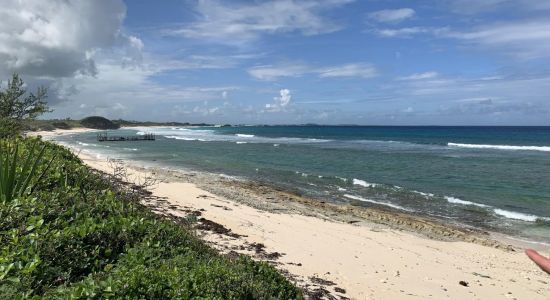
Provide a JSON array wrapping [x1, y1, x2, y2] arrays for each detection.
[[0, 74, 49, 137]]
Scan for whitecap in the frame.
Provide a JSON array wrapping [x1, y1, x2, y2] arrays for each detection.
[[236, 134, 255, 138], [413, 191, 435, 198], [336, 176, 348, 182], [445, 196, 489, 208], [344, 194, 413, 212], [493, 209, 549, 222], [352, 178, 377, 188], [165, 135, 197, 141], [448, 143, 550, 152]]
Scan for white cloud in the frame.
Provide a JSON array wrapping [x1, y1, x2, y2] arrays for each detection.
[[249, 63, 378, 80], [368, 8, 415, 23], [399, 72, 439, 80], [0, 0, 142, 78], [49, 62, 239, 119], [373, 26, 445, 38], [373, 19, 550, 59], [265, 89, 292, 112], [447, 0, 550, 15], [169, 0, 354, 45], [248, 64, 310, 80], [318, 63, 378, 78], [446, 20, 550, 59]]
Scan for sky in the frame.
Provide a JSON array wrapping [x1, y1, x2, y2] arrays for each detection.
[[1, 0, 550, 125]]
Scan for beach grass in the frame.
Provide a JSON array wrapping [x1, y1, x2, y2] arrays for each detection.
[[0, 137, 302, 299]]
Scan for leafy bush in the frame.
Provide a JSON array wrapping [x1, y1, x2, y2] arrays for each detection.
[[0, 139, 55, 203], [51, 121, 71, 130], [0, 74, 49, 137], [0, 138, 302, 299]]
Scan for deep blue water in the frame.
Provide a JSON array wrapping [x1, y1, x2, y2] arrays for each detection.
[[56, 126, 550, 243]]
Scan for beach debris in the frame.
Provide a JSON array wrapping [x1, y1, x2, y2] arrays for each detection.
[[334, 287, 346, 293], [196, 218, 242, 238], [210, 203, 232, 210], [248, 242, 283, 260], [250, 242, 266, 252], [472, 272, 491, 278], [304, 287, 335, 300], [459, 280, 469, 287], [310, 276, 337, 286]]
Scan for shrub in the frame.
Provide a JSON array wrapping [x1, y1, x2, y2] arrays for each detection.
[[0, 138, 302, 299], [51, 122, 71, 130], [0, 74, 49, 137]]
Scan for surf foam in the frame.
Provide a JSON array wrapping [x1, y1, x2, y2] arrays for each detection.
[[448, 143, 550, 152], [493, 209, 548, 222], [343, 194, 413, 212], [352, 178, 378, 188], [445, 196, 489, 208]]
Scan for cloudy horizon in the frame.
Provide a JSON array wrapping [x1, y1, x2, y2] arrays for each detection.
[[2, 0, 550, 125]]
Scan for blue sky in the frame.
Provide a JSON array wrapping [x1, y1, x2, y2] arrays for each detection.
[[2, 0, 550, 125]]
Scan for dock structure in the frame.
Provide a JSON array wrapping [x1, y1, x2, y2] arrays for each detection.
[[97, 133, 155, 142]]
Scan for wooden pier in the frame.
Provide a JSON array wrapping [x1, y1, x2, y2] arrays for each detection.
[[97, 133, 155, 142]]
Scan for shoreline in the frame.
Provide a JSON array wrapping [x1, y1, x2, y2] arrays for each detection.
[[31, 128, 550, 299]]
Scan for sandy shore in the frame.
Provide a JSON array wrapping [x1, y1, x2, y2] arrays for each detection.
[[32, 129, 550, 299]]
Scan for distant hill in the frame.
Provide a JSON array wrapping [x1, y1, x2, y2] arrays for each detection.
[[112, 119, 213, 127], [24, 117, 212, 132], [80, 116, 120, 130]]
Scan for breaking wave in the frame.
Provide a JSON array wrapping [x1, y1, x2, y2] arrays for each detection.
[[448, 143, 550, 152]]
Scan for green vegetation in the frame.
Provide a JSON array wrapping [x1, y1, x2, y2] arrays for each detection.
[[0, 137, 302, 298], [0, 140, 55, 203], [0, 72, 300, 299], [80, 116, 120, 130], [0, 74, 49, 138], [22, 118, 216, 132]]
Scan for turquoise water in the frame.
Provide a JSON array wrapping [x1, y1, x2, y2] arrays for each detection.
[[56, 126, 550, 243]]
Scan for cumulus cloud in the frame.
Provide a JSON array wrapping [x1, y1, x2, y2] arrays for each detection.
[[49, 62, 239, 119], [168, 0, 354, 45], [265, 89, 292, 112], [0, 0, 142, 78], [368, 8, 415, 23], [249, 63, 378, 80]]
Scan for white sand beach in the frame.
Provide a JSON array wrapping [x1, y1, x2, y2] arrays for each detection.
[[32, 129, 550, 299]]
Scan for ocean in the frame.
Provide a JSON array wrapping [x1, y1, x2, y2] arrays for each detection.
[[55, 126, 550, 243]]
